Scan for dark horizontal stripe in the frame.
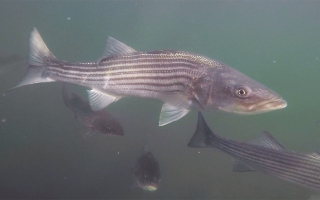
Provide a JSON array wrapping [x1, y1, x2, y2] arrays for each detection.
[[106, 69, 200, 77], [54, 74, 187, 95], [52, 74, 191, 87], [108, 75, 193, 82], [54, 57, 205, 72], [104, 88, 183, 95], [48, 66, 200, 76], [52, 73, 191, 87], [48, 66, 201, 81]]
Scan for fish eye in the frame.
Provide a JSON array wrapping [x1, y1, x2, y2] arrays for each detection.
[[237, 89, 246, 96], [234, 86, 250, 98]]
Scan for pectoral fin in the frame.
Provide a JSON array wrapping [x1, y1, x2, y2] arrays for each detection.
[[87, 89, 120, 111], [159, 103, 189, 126], [83, 128, 96, 139]]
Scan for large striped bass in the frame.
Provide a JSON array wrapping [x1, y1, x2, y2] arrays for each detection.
[[10, 28, 286, 126], [188, 112, 320, 192]]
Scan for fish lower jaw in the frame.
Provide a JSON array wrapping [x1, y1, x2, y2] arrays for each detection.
[[142, 184, 158, 191], [247, 99, 287, 113], [219, 99, 287, 114]]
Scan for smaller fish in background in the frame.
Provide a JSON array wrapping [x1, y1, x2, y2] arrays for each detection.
[[133, 149, 161, 191], [62, 84, 124, 137], [188, 112, 320, 193]]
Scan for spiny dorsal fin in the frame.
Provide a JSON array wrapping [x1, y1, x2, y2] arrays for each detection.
[[247, 131, 286, 151], [98, 37, 136, 64]]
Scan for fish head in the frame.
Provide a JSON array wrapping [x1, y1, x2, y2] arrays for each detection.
[[202, 66, 287, 114], [92, 117, 124, 136], [134, 152, 161, 191], [137, 174, 160, 191]]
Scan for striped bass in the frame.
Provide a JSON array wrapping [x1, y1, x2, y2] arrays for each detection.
[[10, 28, 287, 126], [188, 112, 320, 192]]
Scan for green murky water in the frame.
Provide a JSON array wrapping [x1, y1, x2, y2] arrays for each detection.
[[0, 1, 319, 199]]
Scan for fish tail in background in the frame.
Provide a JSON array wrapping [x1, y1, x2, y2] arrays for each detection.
[[187, 112, 216, 148], [8, 27, 56, 91]]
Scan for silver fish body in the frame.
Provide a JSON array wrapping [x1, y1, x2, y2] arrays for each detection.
[[11, 28, 287, 126], [188, 112, 320, 192]]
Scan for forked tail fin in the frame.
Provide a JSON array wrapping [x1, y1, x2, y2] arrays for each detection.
[[8, 27, 56, 91]]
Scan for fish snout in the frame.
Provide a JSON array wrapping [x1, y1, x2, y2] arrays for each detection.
[[248, 97, 287, 113]]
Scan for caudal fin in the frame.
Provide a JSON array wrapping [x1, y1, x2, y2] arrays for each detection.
[[187, 112, 216, 148], [8, 27, 56, 91]]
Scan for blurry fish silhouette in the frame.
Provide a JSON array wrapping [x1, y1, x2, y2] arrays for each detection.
[[133, 149, 161, 191], [188, 112, 320, 192], [62, 84, 124, 137]]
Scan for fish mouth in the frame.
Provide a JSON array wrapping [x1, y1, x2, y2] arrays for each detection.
[[248, 98, 287, 113], [219, 98, 287, 114], [142, 184, 158, 191]]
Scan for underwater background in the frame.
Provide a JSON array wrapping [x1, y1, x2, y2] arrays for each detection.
[[0, 1, 320, 199]]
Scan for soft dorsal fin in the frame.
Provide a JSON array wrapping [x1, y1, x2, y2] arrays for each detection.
[[98, 37, 136, 64], [247, 131, 286, 151]]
